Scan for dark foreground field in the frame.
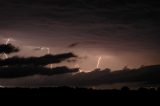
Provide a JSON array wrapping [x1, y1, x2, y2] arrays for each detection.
[[1, 87, 160, 97]]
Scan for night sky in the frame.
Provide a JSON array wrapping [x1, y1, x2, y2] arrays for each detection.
[[0, 0, 160, 71]]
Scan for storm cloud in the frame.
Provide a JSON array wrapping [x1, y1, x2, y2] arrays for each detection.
[[68, 42, 80, 48], [1, 64, 160, 88], [0, 52, 77, 66], [0, 0, 160, 88], [0, 44, 19, 54], [0, 66, 79, 78]]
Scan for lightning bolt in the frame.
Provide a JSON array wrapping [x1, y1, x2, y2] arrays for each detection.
[[75, 64, 83, 72], [46, 48, 50, 54], [26, 46, 53, 69], [3, 53, 8, 59], [0, 53, 8, 59], [75, 64, 80, 68], [2, 38, 10, 59], [41, 47, 52, 69], [97, 56, 102, 69], [6, 38, 10, 45], [40, 47, 50, 54], [45, 48, 52, 69]]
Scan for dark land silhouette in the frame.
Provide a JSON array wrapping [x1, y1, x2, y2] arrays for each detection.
[[0, 86, 160, 97]]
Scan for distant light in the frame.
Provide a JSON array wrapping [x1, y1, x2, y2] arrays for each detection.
[[0, 85, 5, 88]]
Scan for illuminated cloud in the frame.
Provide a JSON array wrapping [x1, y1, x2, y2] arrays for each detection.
[[68, 42, 80, 48], [0, 0, 159, 88]]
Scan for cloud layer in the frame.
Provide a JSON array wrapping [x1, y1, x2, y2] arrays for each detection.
[[0, 44, 19, 54], [0, 53, 77, 66], [0, 66, 79, 78], [1, 64, 160, 88]]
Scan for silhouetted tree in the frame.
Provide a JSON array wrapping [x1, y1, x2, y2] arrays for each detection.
[[157, 87, 160, 92], [121, 86, 130, 92]]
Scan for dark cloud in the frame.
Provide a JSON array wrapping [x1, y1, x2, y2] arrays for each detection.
[[0, 44, 19, 54], [0, 0, 159, 88], [0, 0, 160, 24], [0, 53, 77, 66], [0, 63, 160, 88], [0, 66, 79, 78], [68, 42, 80, 48], [38, 64, 160, 87], [64, 65, 160, 86]]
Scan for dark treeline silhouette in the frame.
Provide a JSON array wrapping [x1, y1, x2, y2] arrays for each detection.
[[0, 53, 77, 66], [0, 44, 19, 54], [0, 86, 160, 98]]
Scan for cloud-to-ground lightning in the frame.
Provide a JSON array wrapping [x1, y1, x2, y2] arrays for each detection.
[[75, 64, 83, 72], [46, 48, 50, 54], [1, 38, 16, 59], [97, 56, 102, 69], [40, 47, 50, 54], [3, 53, 8, 59], [24, 45, 53, 69], [41, 47, 53, 69], [5, 38, 10, 45], [1, 38, 11, 59], [45, 47, 53, 69], [0, 53, 8, 59]]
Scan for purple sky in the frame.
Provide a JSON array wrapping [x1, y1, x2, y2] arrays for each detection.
[[0, 0, 160, 71]]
